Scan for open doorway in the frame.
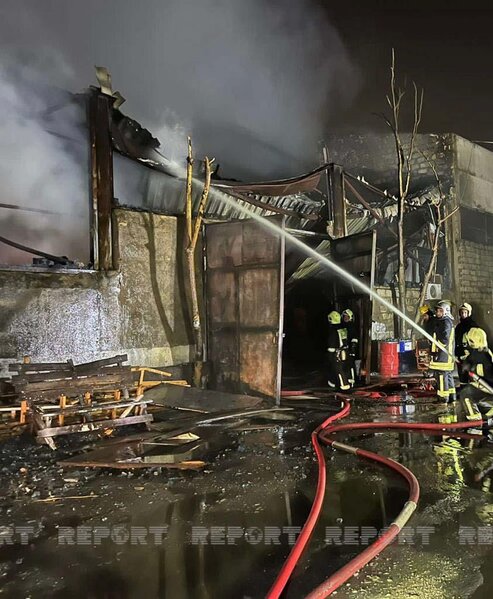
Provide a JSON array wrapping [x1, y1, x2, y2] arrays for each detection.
[[282, 231, 375, 388]]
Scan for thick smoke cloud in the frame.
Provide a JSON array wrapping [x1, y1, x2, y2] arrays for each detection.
[[9, 0, 358, 178], [0, 50, 89, 264], [0, 0, 358, 263]]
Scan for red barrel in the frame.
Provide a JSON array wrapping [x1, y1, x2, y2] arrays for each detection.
[[379, 341, 399, 377]]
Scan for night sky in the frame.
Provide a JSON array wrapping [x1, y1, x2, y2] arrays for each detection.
[[2, 1, 493, 179], [325, 2, 493, 141]]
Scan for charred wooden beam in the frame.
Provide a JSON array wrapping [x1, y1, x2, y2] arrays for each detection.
[[89, 87, 115, 270]]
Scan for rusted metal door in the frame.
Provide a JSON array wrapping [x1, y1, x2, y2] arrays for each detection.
[[331, 230, 377, 384], [204, 216, 285, 400]]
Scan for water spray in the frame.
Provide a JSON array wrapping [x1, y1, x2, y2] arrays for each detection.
[[174, 164, 490, 597], [199, 177, 450, 355]]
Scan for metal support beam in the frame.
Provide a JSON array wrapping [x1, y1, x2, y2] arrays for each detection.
[[321, 146, 333, 222], [89, 88, 115, 270]]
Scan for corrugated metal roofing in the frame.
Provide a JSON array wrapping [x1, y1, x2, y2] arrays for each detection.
[[113, 152, 325, 231]]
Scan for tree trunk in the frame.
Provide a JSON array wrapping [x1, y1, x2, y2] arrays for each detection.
[[396, 197, 406, 338], [186, 245, 203, 386], [184, 149, 213, 388], [413, 205, 442, 331]]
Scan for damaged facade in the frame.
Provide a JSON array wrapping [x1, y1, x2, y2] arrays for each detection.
[[328, 133, 493, 341], [2, 80, 493, 396], [0, 84, 333, 396]]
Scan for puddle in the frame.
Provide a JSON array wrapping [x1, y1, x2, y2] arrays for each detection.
[[2, 399, 493, 597]]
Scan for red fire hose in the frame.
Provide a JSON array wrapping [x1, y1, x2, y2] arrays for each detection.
[[266, 397, 351, 598], [266, 397, 483, 599]]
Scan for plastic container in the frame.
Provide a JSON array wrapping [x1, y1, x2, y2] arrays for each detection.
[[379, 341, 399, 377], [398, 340, 412, 353]]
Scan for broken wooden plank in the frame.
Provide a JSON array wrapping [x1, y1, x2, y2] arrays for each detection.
[[59, 458, 206, 470], [19, 369, 133, 395], [33, 398, 149, 417], [36, 413, 153, 440], [74, 355, 128, 374], [9, 361, 72, 373], [12, 368, 76, 384], [33, 495, 99, 503]]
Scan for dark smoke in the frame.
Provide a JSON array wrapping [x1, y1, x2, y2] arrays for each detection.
[[0, 0, 358, 264], [6, 0, 359, 180]]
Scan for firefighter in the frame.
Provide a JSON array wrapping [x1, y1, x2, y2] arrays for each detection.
[[460, 328, 493, 424], [327, 311, 350, 391], [429, 300, 456, 403], [341, 308, 358, 387], [455, 302, 478, 386], [420, 304, 437, 338]]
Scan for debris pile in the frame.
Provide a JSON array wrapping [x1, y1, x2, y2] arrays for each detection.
[[7, 354, 153, 449]]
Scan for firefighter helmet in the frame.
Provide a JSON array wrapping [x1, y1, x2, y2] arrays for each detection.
[[436, 300, 452, 318], [465, 327, 488, 350], [328, 311, 341, 325], [460, 302, 473, 316], [342, 309, 354, 321]]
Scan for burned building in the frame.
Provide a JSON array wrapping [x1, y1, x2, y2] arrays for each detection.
[[0, 82, 346, 400], [327, 132, 493, 341], [4, 77, 488, 401]]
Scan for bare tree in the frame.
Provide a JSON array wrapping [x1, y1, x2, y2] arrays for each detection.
[[380, 49, 424, 337], [413, 152, 458, 326]]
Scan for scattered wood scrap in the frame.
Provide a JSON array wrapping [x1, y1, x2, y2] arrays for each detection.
[[33, 494, 99, 503], [131, 366, 190, 390], [59, 432, 207, 470], [32, 398, 153, 450]]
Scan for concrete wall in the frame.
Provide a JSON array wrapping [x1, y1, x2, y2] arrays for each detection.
[[452, 136, 493, 339], [454, 135, 493, 213], [0, 209, 193, 374], [327, 132, 456, 196], [456, 241, 493, 336]]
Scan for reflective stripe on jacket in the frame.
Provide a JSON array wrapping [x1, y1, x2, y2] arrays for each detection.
[[429, 316, 455, 371]]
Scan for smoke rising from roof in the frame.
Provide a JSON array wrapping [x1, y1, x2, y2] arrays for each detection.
[[0, 47, 89, 265], [0, 0, 358, 264], [8, 0, 359, 180]]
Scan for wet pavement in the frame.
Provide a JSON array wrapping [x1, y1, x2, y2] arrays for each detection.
[[2, 390, 493, 597]]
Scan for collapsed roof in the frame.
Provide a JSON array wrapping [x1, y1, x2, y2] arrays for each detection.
[[110, 102, 329, 232]]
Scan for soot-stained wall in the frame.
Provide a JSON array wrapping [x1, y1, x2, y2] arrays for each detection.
[[330, 132, 493, 339], [0, 209, 193, 375]]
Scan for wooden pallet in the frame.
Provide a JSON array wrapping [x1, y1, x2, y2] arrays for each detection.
[[32, 397, 153, 450], [7, 355, 155, 448], [10, 355, 133, 402]]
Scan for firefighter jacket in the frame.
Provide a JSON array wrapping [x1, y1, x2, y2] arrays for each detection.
[[455, 316, 478, 359], [340, 322, 358, 356], [462, 348, 493, 388], [327, 325, 346, 360], [429, 316, 455, 371]]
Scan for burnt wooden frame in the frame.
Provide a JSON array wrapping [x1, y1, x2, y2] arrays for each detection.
[[88, 87, 115, 270], [328, 164, 347, 238]]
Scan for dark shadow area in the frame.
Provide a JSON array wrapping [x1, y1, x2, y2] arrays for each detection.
[[142, 212, 178, 347], [283, 278, 331, 380]]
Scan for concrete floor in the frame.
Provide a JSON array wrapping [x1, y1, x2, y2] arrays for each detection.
[[1, 388, 493, 598]]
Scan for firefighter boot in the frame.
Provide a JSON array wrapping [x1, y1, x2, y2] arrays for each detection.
[[464, 397, 482, 422]]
